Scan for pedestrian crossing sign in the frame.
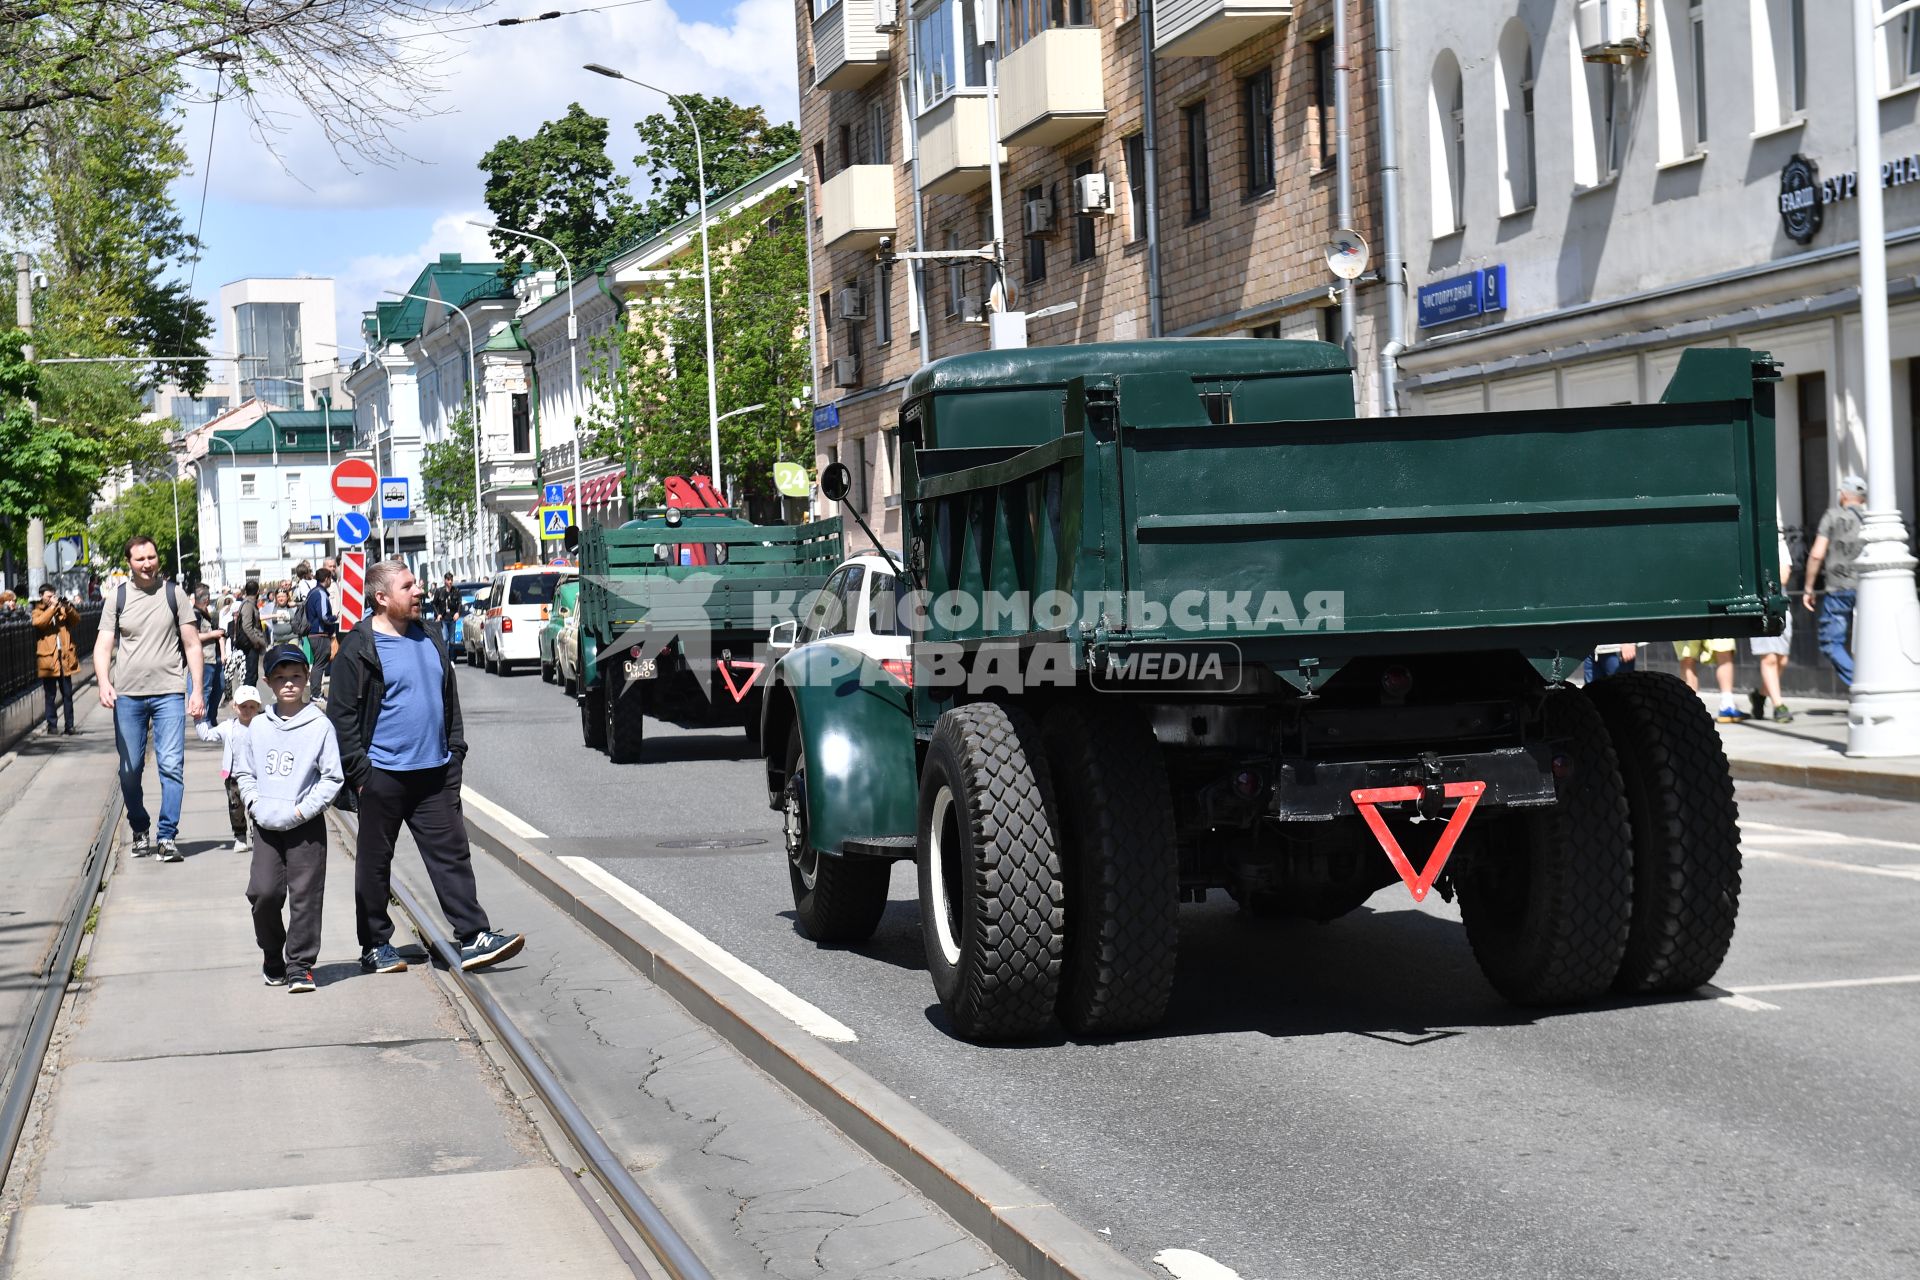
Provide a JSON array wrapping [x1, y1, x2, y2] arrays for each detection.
[[540, 505, 572, 538]]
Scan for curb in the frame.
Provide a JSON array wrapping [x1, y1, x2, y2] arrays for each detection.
[[1729, 758, 1920, 802], [460, 815, 1157, 1280]]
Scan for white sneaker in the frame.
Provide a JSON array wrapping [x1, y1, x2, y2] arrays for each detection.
[[232, 838, 250, 854]]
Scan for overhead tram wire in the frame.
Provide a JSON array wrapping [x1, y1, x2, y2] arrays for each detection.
[[388, 0, 659, 42]]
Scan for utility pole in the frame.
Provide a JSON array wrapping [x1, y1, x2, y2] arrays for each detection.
[[15, 252, 46, 595]]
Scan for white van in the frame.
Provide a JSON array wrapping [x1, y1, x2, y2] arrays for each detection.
[[481, 565, 577, 674]]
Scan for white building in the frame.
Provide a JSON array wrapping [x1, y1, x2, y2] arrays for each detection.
[[1392, 0, 1920, 550], [183, 402, 357, 588], [219, 277, 340, 410]]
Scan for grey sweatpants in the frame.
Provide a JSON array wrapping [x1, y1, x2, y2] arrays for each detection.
[[248, 817, 328, 975]]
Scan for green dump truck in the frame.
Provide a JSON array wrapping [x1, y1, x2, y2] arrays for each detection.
[[575, 509, 842, 762], [761, 339, 1787, 1041]]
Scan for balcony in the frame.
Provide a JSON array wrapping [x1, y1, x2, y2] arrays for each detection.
[[812, 0, 891, 92], [821, 165, 897, 251], [1153, 0, 1292, 58], [999, 28, 1106, 146], [916, 94, 995, 195]]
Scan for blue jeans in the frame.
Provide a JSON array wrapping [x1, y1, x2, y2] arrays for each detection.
[[1817, 590, 1856, 687], [114, 693, 187, 841], [1584, 651, 1636, 683], [202, 658, 225, 725]]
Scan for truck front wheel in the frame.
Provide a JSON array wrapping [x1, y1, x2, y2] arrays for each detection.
[[1043, 704, 1179, 1035], [784, 726, 890, 943], [1584, 671, 1742, 994], [606, 673, 646, 763], [916, 703, 1065, 1041], [1456, 690, 1633, 1006]]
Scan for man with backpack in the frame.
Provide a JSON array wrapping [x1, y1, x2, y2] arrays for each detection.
[[233, 580, 270, 686], [94, 536, 205, 861]]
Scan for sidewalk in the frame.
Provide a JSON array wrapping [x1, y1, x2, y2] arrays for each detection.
[[0, 721, 636, 1275], [1710, 694, 1920, 801]]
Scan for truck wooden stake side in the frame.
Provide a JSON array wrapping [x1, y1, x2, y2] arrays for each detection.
[[760, 339, 1786, 1041]]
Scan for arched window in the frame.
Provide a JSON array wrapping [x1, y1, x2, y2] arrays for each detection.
[[1496, 22, 1536, 214], [1429, 51, 1465, 237]]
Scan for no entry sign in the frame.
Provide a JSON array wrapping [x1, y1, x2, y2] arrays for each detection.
[[331, 458, 378, 506]]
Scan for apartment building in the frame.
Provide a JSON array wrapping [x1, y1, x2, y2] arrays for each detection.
[[1394, 0, 1919, 545], [796, 0, 1385, 542]]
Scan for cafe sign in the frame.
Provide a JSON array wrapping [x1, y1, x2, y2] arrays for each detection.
[[1779, 151, 1920, 245]]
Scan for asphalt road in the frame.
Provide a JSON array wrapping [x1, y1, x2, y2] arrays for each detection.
[[455, 662, 1920, 1280]]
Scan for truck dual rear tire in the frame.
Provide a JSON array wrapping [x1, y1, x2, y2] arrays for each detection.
[[580, 683, 606, 750], [1043, 705, 1179, 1035], [606, 674, 646, 763], [784, 726, 890, 943], [1584, 671, 1742, 994], [1456, 689, 1633, 1006], [916, 703, 1065, 1041]]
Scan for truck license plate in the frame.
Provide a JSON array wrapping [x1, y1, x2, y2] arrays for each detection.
[[625, 657, 657, 680]]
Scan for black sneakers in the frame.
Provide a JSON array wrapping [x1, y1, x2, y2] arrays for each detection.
[[129, 832, 152, 858], [263, 968, 287, 987], [458, 931, 525, 971], [287, 970, 316, 993], [156, 838, 183, 863], [360, 944, 408, 974]]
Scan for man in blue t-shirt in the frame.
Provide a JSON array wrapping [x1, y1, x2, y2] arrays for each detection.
[[326, 560, 524, 973]]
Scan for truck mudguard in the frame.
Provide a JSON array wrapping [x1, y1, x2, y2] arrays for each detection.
[[775, 644, 917, 857]]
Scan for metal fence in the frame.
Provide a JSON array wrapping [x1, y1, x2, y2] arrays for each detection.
[[0, 603, 102, 706]]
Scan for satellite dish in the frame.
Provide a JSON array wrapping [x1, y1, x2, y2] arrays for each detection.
[[1325, 229, 1370, 281]]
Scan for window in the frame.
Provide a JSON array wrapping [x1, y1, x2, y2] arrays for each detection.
[[1025, 184, 1049, 285], [1690, 0, 1707, 144], [914, 0, 988, 111], [838, 123, 854, 171], [1312, 39, 1336, 168], [812, 0, 839, 15], [1571, 32, 1625, 188], [239, 472, 257, 498], [813, 140, 827, 185], [1184, 101, 1210, 221], [1496, 23, 1536, 214], [877, 262, 894, 345], [1755, 0, 1807, 128], [506, 572, 563, 605], [1243, 70, 1275, 196], [242, 520, 260, 545], [867, 98, 890, 165], [512, 392, 531, 454], [998, 0, 1095, 52], [1429, 52, 1464, 235], [1797, 374, 1830, 539], [235, 301, 303, 408], [884, 429, 901, 507], [848, 435, 869, 510], [1123, 134, 1147, 241], [1073, 160, 1097, 262], [1655, 0, 1706, 160], [1882, 0, 1920, 91]]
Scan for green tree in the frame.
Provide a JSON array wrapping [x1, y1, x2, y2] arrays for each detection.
[[631, 96, 801, 239], [0, 329, 109, 541], [587, 189, 811, 516], [419, 407, 478, 545], [86, 474, 196, 581], [479, 104, 641, 275]]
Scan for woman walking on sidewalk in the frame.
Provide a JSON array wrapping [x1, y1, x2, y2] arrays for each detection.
[[32, 585, 79, 736]]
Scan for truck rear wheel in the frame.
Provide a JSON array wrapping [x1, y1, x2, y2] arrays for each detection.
[[580, 683, 606, 750], [1457, 690, 1632, 1006], [606, 674, 646, 763], [1043, 705, 1179, 1035], [784, 726, 890, 943], [1584, 671, 1742, 994], [916, 703, 1064, 1040]]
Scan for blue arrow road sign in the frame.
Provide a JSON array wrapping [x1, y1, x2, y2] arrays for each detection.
[[544, 482, 565, 506], [379, 477, 411, 521], [540, 505, 571, 537], [336, 511, 372, 546]]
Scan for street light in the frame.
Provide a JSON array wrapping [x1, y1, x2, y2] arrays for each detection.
[[470, 220, 586, 539], [583, 62, 723, 500], [1848, 0, 1920, 756], [387, 290, 483, 576]]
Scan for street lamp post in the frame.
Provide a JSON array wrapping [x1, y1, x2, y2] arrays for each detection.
[[1848, 0, 1920, 756], [471, 221, 586, 539], [204, 430, 239, 586], [583, 63, 723, 500], [387, 290, 482, 576]]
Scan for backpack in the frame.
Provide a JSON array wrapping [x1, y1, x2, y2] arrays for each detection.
[[114, 580, 188, 665]]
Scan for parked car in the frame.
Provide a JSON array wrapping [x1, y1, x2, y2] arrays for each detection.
[[556, 597, 583, 695], [447, 580, 487, 651], [482, 565, 576, 674], [540, 580, 580, 683], [461, 583, 493, 666]]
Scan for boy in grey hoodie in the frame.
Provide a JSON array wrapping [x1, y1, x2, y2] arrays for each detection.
[[233, 645, 344, 992]]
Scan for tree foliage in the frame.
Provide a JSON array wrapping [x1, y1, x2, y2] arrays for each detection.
[[479, 104, 640, 275], [0, 329, 109, 533], [587, 189, 810, 516], [631, 95, 800, 240], [419, 406, 477, 545], [86, 474, 196, 580]]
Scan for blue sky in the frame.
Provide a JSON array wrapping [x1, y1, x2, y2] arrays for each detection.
[[169, 0, 799, 370]]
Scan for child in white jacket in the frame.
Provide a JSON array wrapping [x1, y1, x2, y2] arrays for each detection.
[[196, 686, 264, 853]]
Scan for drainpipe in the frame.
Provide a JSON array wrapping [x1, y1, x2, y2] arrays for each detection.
[[801, 174, 823, 396], [907, 15, 933, 365], [1374, 0, 1406, 415], [1334, 0, 1356, 363], [1140, 0, 1164, 337]]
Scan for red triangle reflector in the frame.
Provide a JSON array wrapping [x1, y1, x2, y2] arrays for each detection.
[[717, 660, 765, 702], [1350, 781, 1486, 903]]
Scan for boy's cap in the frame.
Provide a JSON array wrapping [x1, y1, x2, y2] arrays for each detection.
[[233, 685, 264, 707], [263, 644, 310, 672]]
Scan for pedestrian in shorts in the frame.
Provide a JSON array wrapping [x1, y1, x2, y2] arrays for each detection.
[[234, 645, 344, 993]]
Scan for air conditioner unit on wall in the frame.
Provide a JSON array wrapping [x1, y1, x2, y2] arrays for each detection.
[[1576, 0, 1647, 62], [833, 355, 862, 387], [1023, 197, 1054, 236], [876, 0, 901, 31], [1073, 173, 1114, 215], [956, 295, 987, 324], [836, 286, 868, 320]]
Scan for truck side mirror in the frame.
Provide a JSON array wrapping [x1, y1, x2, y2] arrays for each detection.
[[768, 619, 799, 651], [820, 462, 852, 504]]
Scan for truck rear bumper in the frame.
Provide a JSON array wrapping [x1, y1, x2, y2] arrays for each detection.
[[1270, 744, 1556, 821]]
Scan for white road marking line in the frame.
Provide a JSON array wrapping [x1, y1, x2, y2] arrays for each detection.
[[1741, 820, 1920, 855], [462, 785, 547, 839], [1713, 991, 1782, 1013], [1153, 1249, 1245, 1280], [1743, 849, 1920, 882], [1728, 973, 1920, 995], [559, 855, 859, 1044]]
